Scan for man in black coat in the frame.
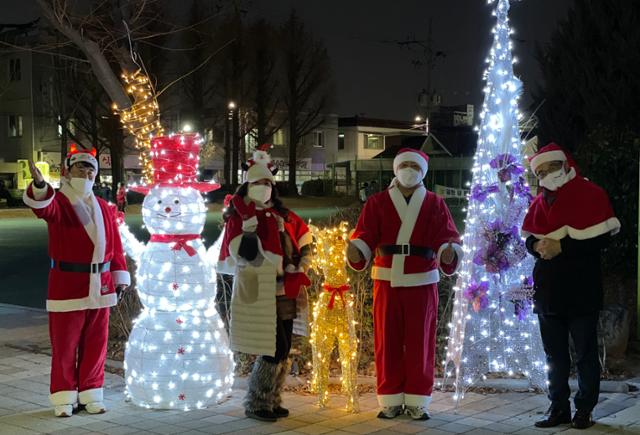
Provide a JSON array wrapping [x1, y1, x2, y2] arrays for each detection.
[[522, 143, 620, 430]]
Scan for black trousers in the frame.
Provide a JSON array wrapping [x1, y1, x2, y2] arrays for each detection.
[[263, 296, 296, 364], [538, 312, 600, 412]]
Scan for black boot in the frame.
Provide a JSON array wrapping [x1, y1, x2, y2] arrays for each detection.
[[244, 357, 279, 422], [534, 405, 572, 428], [272, 359, 290, 418], [572, 409, 595, 429]]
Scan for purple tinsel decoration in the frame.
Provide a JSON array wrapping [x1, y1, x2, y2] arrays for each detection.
[[463, 281, 490, 313], [490, 153, 525, 183], [470, 183, 500, 202]]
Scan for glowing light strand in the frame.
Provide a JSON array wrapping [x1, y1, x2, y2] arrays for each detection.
[[113, 69, 165, 183]]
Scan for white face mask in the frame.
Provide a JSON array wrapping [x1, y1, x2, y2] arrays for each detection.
[[69, 177, 94, 196], [539, 168, 568, 191], [248, 184, 272, 204], [397, 168, 423, 188]]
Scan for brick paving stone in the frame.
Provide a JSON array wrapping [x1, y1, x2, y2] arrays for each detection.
[[0, 424, 40, 435], [0, 321, 638, 435], [456, 416, 496, 427], [391, 422, 429, 433], [437, 422, 477, 433]]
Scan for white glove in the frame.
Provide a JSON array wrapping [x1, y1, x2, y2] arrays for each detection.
[[242, 216, 258, 232]]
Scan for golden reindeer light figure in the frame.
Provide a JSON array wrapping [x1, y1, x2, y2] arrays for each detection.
[[309, 222, 359, 413]]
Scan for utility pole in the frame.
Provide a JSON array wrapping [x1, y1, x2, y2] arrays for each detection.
[[387, 19, 445, 135]]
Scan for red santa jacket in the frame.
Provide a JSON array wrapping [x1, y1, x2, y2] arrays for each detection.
[[23, 182, 130, 312], [218, 206, 312, 274], [349, 185, 462, 287]]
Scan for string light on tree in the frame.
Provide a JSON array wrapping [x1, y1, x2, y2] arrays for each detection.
[[443, 0, 546, 402], [113, 69, 164, 183], [118, 133, 233, 410], [308, 222, 359, 413]]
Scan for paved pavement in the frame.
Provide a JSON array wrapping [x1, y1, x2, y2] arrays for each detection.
[[1, 303, 638, 435]]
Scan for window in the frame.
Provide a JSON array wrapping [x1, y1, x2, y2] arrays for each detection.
[[364, 134, 383, 150], [311, 131, 324, 148], [338, 133, 345, 150], [8, 115, 23, 137], [272, 129, 285, 146], [9, 58, 21, 81]]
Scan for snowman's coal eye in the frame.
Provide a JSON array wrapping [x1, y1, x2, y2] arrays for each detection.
[[174, 199, 180, 204], [157, 200, 162, 204]]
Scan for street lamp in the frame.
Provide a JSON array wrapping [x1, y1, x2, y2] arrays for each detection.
[[415, 115, 423, 122], [228, 101, 236, 110], [182, 123, 193, 133]]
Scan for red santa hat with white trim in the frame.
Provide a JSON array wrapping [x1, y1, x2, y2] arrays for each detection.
[[242, 143, 278, 183], [64, 143, 98, 172], [528, 143, 570, 174], [393, 148, 430, 177]]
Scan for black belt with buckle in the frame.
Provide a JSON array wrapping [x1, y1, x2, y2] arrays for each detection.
[[50, 259, 111, 273], [377, 244, 435, 259]]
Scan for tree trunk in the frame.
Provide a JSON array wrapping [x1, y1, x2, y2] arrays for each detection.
[[288, 120, 298, 195]]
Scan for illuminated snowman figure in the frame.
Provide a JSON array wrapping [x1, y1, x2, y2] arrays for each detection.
[[118, 133, 234, 410]]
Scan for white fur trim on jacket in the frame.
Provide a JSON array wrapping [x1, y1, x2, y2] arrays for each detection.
[[47, 293, 117, 312], [79, 388, 103, 404], [50, 390, 78, 406], [377, 393, 404, 407], [298, 231, 313, 248], [404, 393, 432, 408], [23, 183, 55, 209], [371, 267, 440, 286], [386, 185, 428, 287], [348, 238, 372, 271], [522, 217, 621, 241], [437, 242, 464, 276], [111, 270, 131, 287]]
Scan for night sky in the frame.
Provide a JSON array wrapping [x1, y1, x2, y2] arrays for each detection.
[[4, 0, 572, 120]]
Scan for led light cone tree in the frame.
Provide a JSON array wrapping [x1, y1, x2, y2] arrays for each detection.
[[444, 0, 546, 400], [118, 133, 234, 410]]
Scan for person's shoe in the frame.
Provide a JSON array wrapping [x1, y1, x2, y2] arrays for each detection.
[[83, 401, 107, 414], [273, 406, 289, 418], [572, 409, 595, 429], [534, 405, 571, 428], [405, 405, 430, 420], [245, 409, 278, 422], [377, 405, 404, 419], [54, 405, 73, 417]]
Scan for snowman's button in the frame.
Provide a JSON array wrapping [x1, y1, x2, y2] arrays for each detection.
[[266, 212, 271, 217]]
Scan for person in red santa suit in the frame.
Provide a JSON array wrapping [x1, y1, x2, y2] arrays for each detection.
[[23, 148, 130, 418], [522, 143, 620, 430], [218, 145, 312, 422], [346, 148, 462, 420]]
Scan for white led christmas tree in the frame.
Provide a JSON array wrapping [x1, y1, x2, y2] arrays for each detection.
[[118, 133, 234, 410], [444, 0, 546, 401]]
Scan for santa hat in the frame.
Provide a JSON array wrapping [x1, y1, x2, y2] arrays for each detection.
[[65, 143, 98, 172], [393, 148, 429, 176], [528, 143, 568, 173], [243, 144, 278, 183]]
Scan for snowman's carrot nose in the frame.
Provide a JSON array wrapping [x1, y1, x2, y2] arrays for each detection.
[[165, 207, 172, 213]]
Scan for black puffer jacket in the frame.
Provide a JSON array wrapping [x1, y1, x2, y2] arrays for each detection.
[[525, 234, 610, 315]]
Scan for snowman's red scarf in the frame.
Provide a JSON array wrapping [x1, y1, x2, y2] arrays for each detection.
[[150, 234, 199, 256], [522, 175, 620, 240]]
